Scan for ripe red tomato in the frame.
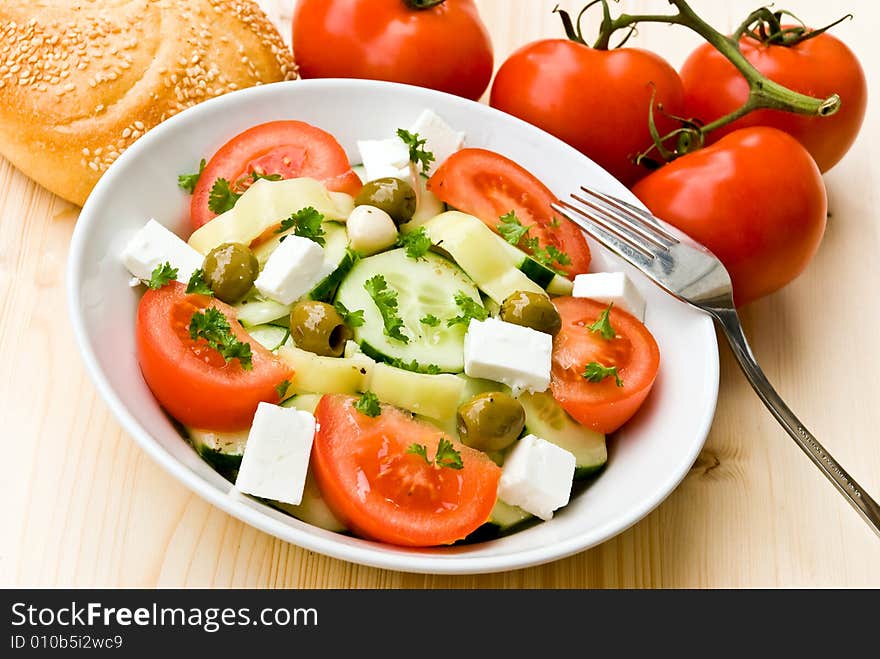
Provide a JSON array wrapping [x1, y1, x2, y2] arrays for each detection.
[[136, 283, 292, 431], [428, 148, 591, 276], [190, 121, 362, 229], [292, 0, 493, 101], [680, 30, 867, 172], [632, 127, 827, 306], [490, 40, 685, 188], [311, 394, 501, 547], [551, 297, 660, 434]]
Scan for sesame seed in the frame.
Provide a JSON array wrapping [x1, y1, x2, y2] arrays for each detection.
[[82, 148, 90, 156], [88, 161, 98, 171], [133, 120, 144, 130], [122, 127, 132, 138], [63, 82, 74, 91]]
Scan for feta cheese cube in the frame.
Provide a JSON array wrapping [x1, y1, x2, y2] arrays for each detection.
[[357, 138, 410, 182], [235, 403, 316, 505], [572, 271, 646, 322], [498, 434, 576, 521], [254, 235, 329, 305], [121, 218, 204, 284], [464, 317, 552, 394], [408, 109, 465, 174], [346, 205, 399, 256]]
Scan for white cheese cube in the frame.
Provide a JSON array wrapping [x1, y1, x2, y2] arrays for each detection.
[[409, 109, 465, 174], [121, 218, 204, 284], [572, 271, 646, 322], [498, 434, 576, 521], [464, 317, 552, 395], [235, 403, 316, 505], [347, 205, 399, 256], [357, 138, 410, 182], [254, 235, 329, 305]]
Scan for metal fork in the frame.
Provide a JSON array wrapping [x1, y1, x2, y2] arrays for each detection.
[[553, 187, 880, 538]]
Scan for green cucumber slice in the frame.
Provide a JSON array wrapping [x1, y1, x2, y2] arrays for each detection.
[[278, 345, 374, 395], [246, 324, 290, 352], [280, 394, 323, 413], [488, 499, 534, 532], [519, 391, 608, 479], [234, 296, 291, 327], [335, 248, 481, 373], [187, 427, 248, 480], [270, 472, 347, 533]]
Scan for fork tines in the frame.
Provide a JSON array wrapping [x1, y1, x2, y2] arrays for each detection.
[[552, 187, 679, 262]]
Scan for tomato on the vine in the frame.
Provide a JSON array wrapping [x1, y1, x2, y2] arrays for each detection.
[[490, 37, 684, 188], [292, 0, 494, 102], [632, 127, 827, 307], [681, 29, 867, 172]]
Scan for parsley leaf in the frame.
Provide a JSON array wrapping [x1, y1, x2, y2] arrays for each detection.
[[407, 437, 463, 470], [497, 211, 530, 246], [207, 178, 242, 214], [334, 301, 365, 328], [275, 380, 291, 400], [582, 362, 623, 387], [389, 358, 443, 375], [420, 314, 440, 327], [397, 128, 435, 175], [178, 159, 206, 194], [147, 262, 177, 289], [424, 364, 442, 375], [587, 303, 616, 340], [546, 245, 571, 266], [397, 227, 432, 259], [188, 307, 253, 370], [355, 391, 382, 417], [276, 207, 326, 246], [250, 171, 283, 183], [447, 291, 488, 327], [364, 275, 409, 344], [185, 268, 214, 296]]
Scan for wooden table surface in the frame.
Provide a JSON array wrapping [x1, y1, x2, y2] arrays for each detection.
[[2, 0, 878, 588]]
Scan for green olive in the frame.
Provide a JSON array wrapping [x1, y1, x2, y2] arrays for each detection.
[[456, 392, 525, 452], [500, 290, 562, 336], [290, 301, 353, 357], [203, 243, 259, 303], [354, 177, 416, 225]]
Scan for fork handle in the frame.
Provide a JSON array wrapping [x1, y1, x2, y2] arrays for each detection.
[[712, 308, 880, 537]]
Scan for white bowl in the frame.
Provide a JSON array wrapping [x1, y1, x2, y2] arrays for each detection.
[[67, 79, 718, 575]]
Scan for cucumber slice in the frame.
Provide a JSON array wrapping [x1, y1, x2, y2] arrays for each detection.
[[519, 391, 607, 478], [497, 241, 574, 296], [424, 212, 546, 303], [488, 499, 534, 532], [234, 296, 291, 327], [188, 177, 354, 254], [246, 324, 290, 352], [270, 472, 347, 533], [367, 362, 466, 420], [335, 248, 481, 373], [187, 427, 248, 479], [280, 394, 323, 413], [278, 345, 375, 395]]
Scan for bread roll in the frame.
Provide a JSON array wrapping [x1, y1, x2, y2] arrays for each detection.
[[0, 0, 297, 206]]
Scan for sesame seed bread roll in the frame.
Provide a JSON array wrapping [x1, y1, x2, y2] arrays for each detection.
[[0, 0, 297, 207]]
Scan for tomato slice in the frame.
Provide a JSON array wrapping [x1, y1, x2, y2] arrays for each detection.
[[190, 120, 363, 229], [428, 148, 591, 277], [311, 394, 501, 547], [136, 282, 293, 431], [550, 297, 660, 434]]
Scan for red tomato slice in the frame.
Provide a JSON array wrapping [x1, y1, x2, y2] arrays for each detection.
[[136, 282, 292, 431], [427, 148, 591, 277], [190, 120, 362, 229], [550, 297, 660, 434], [311, 394, 501, 547]]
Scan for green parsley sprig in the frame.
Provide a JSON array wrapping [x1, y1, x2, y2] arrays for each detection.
[[334, 301, 365, 328], [364, 275, 409, 344], [587, 303, 616, 340], [420, 314, 441, 328], [276, 207, 326, 245], [397, 129, 435, 175], [275, 380, 291, 400], [147, 262, 177, 289], [355, 391, 382, 417], [496, 211, 571, 275], [185, 268, 214, 296], [407, 438, 464, 470], [582, 362, 623, 387], [177, 159, 206, 194], [397, 227, 432, 259], [447, 292, 488, 327], [188, 307, 253, 370], [207, 178, 241, 214]]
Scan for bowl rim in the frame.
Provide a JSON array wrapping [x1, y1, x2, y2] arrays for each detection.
[[67, 78, 719, 575]]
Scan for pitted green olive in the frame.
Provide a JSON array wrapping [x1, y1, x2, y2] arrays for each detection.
[[354, 177, 417, 225], [203, 243, 259, 303], [456, 392, 525, 452], [290, 301, 353, 357], [500, 290, 562, 336]]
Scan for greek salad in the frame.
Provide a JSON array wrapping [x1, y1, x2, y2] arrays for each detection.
[[121, 110, 660, 547]]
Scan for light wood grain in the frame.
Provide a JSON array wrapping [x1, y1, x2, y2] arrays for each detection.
[[2, 0, 878, 588]]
